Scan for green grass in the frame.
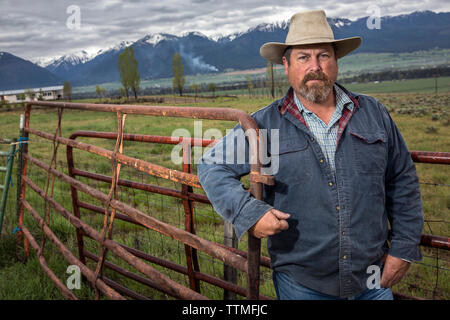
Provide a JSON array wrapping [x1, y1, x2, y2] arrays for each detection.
[[337, 48, 450, 76], [0, 84, 448, 300]]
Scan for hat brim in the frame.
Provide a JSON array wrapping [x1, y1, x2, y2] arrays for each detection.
[[260, 37, 362, 65]]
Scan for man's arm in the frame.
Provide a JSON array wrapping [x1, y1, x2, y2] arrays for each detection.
[[380, 103, 424, 286], [197, 124, 277, 240]]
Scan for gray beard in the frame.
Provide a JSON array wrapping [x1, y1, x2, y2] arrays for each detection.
[[299, 82, 333, 104]]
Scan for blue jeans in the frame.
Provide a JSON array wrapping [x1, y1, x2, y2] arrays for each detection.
[[273, 271, 393, 300]]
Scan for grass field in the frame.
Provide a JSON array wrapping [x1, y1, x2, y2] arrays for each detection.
[[0, 81, 448, 300]]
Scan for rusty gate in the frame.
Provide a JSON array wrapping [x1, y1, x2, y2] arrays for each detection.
[[15, 100, 450, 300]]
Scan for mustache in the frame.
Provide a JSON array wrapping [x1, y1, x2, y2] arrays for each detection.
[[302, 72, 330, 85]]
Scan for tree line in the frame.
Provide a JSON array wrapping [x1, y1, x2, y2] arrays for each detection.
[[339, 66, 450, 84]]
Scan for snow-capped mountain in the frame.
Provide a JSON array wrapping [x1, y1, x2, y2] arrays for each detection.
[[45, 50, 94, 68], [42, 50, 96, 82], [328, 17, 353, 28], [136, 34, 179, 46], [95, 41, 133, 56]]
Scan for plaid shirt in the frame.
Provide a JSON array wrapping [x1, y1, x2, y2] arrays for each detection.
[[292, 85, 354, 172]]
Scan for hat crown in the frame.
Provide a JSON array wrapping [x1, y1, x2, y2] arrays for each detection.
[[259, 9, 361, 64], [286, 10, 334, 44]]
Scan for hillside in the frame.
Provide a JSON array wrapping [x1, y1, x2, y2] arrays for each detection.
[[0, 52, 62, 91]]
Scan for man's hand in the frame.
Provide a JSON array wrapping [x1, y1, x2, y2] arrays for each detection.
[[380, 254, 410, 288], [249, 209, 290, 238]]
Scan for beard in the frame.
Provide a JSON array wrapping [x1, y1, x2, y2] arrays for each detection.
[[298, 71, 334, 103]]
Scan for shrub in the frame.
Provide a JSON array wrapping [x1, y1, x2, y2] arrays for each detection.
[[431, 114, 441, 121], [425, 126, 439, 134]]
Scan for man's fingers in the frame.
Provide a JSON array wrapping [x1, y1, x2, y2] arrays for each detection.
[[277, 219, 289, 231], [269, 210, 290, 233], [271, 209, 291, 220], [250, 209, 291, 238]]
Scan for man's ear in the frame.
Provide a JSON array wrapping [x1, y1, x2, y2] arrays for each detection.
[[282, 57, 289, 75]]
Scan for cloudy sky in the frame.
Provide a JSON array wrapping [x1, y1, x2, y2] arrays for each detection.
[[1, 0, 449, 63]]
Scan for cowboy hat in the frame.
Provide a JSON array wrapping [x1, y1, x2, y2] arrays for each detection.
[[260, 10, 362, 64]]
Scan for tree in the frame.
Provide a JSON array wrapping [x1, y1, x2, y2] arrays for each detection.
[[37, 89, 44, 101], [25, 89, 35, 101], [63, 81, 72, 101], [96, 85, 106, 101], [246, 75, 254, 98], [118, 46, 140, 100], [266, 61, 275, 99], [208, 83, 216, 97], [190, 83, 200, 101], [172, 53, 185, 96]]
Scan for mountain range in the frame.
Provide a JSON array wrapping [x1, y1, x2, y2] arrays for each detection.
[[1, 10, 449, 91]]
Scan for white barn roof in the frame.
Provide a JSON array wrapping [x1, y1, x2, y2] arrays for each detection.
[[0, 85, 64, 96]]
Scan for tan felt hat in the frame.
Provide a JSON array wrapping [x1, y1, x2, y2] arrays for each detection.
[[260, 10, 362, 64]]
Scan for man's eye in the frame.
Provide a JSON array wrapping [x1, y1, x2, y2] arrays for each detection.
[[320, 54, 330, 59], [298, 56, 307, 61]]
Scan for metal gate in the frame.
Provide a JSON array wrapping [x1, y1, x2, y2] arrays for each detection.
[[16, 100, 274, 300]]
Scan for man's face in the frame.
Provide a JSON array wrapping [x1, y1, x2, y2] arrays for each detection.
[[282, 43, 338, 104]]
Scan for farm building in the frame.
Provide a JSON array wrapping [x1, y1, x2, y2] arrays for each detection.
[[0, 85, 63, 103]]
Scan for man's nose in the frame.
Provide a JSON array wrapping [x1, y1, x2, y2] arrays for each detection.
[[308, 56, 322, 71]]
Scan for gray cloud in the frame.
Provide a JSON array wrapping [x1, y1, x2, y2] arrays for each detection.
[[1, 0, 449, 62]]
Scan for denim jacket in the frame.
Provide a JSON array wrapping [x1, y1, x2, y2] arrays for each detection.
[[197, 84, 424, 298]]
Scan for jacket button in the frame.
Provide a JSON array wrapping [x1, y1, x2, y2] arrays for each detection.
[[320, 159, 324, 163], [328, 182, 333, 187], [343, 255, 347, 260], [336, 206, 340, 211]]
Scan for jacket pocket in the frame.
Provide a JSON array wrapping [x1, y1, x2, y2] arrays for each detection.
[[273, 137, 309, 155], [350, 131, 387, 174], [268, 137, 311, 186]]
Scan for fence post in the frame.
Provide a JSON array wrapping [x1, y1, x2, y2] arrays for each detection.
[[17, 107, 31, 260], [246, 128, 262, 300], [0, 139, 16, 235], [181, 141, 201, 292], [16, 114, 24, 221], [223, 221, 238, 299]]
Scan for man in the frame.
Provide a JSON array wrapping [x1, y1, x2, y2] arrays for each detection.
[[197, 10, 423, 300]]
